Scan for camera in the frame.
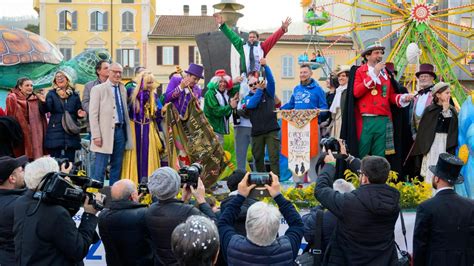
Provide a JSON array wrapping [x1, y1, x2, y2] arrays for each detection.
[[138, 177, 149, 195], [55, 158, 82, 175], [179, 163, 203, 188], [33, 172, 104, 216], [248, 172, 272, 187], [320, 137, 343, 153]]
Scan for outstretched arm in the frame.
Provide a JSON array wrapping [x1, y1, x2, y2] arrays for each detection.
[[261, 17, 291, 55]]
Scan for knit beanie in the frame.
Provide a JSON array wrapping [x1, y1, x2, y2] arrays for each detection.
[[148, 167, 181, 200]]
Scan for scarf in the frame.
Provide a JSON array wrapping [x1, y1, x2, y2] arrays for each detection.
[[55, 86, 73, 99], [330, 84, 348, 113]]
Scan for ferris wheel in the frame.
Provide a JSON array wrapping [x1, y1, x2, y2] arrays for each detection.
[[301, 0, 473, 106]]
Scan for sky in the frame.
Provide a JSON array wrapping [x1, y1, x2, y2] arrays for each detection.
[[0, 0, 305, 32]]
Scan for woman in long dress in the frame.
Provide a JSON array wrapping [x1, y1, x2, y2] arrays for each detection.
[[410, 82, 458, 185], [122, 71, 163, 184]]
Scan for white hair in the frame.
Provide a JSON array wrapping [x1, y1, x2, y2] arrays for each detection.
[[246, 201, 281, 246], [111, 179, 136, 200], [24, 156, 59, 189], [333, 179, 355, 194]]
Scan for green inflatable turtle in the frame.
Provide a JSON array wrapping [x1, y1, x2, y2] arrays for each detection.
[[0, 27, 111, 89]]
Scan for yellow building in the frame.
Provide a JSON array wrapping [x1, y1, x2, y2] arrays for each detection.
[[33, 0, 156, 79], [147, 6, 355, 104]]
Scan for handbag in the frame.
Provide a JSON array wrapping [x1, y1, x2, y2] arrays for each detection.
[[61, 100, 83, 135], [395, 211, 413, 266], [295, 208, 324, 266]]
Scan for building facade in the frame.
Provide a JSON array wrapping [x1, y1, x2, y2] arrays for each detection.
[[34, 0, 156, 78]]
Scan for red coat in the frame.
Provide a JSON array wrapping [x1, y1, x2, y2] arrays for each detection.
[[353, 63, 403, 138], [6, 89, 47, 159]]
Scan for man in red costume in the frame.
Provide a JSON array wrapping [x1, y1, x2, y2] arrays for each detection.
[[343, 42, 414, 159]]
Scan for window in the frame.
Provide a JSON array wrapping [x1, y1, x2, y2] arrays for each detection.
[[122, 11, 134, 32], [90, 11, 108, 31], [59, 0, 72, 2], [282, 55, 294, 78], [282, 89, 293, 104], [122, 0, 134, 2], [59, 10, 77, 31], [163, 47, 174, 65], [322, 56, 333, 77], [361, 15, 382, 31], [59, 48, 72, 61], [188, 46, 201, 65]]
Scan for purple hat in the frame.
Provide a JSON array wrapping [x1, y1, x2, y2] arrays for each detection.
[[185, 63, 204, 79], [416, 63, 437, 79]]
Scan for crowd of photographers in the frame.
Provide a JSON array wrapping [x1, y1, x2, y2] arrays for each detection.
[[1, 136, 473, 266]]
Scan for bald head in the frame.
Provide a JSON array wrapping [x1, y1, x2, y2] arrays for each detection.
[[111, 179, 137, 201]]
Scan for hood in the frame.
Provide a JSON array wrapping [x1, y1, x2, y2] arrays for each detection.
[[357, 184, 400, 215], [300, 78, 319, 90]]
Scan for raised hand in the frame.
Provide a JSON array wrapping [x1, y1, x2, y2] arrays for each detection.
[[281, 17, 292, 33], [213, 13, 224, 25]]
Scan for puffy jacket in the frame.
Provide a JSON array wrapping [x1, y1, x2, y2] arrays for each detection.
[[13, 190, 98, 266], [145, 198, 215, 266], [44, 89, 82, 150], [98, 200, 154, 266], [315, 164, 400, 266], [0, 188, 26, 265]]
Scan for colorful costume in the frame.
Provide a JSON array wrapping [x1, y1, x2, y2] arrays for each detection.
[[164, 77, 202, 117], [457, 93, 474, 198], [121, 77, 163, 184], [219, 22, 285, 73]]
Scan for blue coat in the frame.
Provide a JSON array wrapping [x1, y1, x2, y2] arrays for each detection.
[[281, 78, 329, 122], [44, 89, 82, 150]]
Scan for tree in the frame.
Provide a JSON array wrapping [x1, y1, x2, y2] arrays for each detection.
[[24, 24, 39, 34]]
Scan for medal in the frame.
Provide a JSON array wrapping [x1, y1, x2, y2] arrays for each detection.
[[371, 89, 378, 96]]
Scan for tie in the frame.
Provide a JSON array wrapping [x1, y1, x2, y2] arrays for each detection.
[[248, 42, 257, 72], [114, 85, 124, 124], [418, 87, 431, 95]]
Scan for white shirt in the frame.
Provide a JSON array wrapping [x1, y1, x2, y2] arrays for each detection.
[[415, 92, 430, 117], [110, 83, 123, 124], [367, 65, 388, 85], [435, 186, 454, 195]]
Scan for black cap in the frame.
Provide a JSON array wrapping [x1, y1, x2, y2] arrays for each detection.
[[226, 169, 246, 192], [0, 156, 28, 182], [428, 153, 464, 184]]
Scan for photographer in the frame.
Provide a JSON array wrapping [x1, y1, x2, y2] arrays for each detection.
[[218, 172, 304, 265], [317, 138, 361, 180], [0, 156, 27, 265], [13, 156, 99, 266], [145, 167, 216, 266], [98, 179, 154, 266], [314, 154, 400, 265]]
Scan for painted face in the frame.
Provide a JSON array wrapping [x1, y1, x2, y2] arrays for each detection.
[[338, 72, 349, 86], [19, 80, 33, 95], [417, 74, 434, 89], [109, 65, 123, 84], [98, 62, 110, 79], [54, 73, 69, 88], [248, 33, 258, 44], [366, 49, 384, 64], [299, 67, 312, 82]]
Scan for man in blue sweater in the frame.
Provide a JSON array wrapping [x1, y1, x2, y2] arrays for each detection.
[[243, 58, 280, 176], [218, 172, 304, 266]]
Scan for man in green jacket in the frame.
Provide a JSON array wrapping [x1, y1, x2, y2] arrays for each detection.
[[204, 70, 241, 144], [214, 13, 291, 74]]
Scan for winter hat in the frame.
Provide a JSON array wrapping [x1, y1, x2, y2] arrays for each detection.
[[148, 167, 181, 200], [226, 169, 246, 192]]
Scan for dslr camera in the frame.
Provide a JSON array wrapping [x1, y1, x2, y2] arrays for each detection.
[[33, 172, 104, 216], [320, 137, 344, 153], [179, 163, 203, 189]]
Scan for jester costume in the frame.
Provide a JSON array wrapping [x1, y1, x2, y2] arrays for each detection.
[[121, 81, 163, 184]]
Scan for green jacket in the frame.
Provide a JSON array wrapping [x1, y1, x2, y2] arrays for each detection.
[[204, 82, 240, 134], [220, 23, 246, 73]]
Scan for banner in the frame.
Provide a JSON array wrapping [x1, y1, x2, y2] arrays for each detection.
[[163, 98, 227, 188], [280, 110, 320, 182]]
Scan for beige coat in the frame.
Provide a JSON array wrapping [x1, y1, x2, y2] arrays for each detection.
[[89, 80, 133, 154]]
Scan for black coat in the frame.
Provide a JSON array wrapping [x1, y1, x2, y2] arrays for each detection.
[[302, 205, 338, 255], [44, 89, 82, 150], [145, 198, 215, 266], [98, 200, 154, 266], [13, 190, 98, 266], [0, 116, 23, 157], [314, 164, 400, 266], [0, 188, 26, 266], [413, 189, 474, 266]]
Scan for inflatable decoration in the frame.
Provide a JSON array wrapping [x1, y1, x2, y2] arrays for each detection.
[[456, 92, 474, 199]]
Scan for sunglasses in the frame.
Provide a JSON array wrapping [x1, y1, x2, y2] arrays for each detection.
[[248, 82, 258, 88]]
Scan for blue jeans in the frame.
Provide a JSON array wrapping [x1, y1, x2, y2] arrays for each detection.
[[93, 127, 126, 185], [234, 126, 252, 171]]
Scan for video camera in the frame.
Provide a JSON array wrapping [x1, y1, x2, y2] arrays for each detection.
[[179, 163, 203, 189], [33, 172, 104, 216]]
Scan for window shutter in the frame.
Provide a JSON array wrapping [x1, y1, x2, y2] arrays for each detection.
[[156, 46, 162, 65], [173, 46, 179, 65], [289, 56, 293, 77], [188, 46, 194, 65], [121, 13, 126, 31], [72, 11, 78, 30], [90, 12, 97, 31], [59, 11, 65, 30], [103, 12, 108, 31], [116, 49, 122, 65], [134, 49, 140, 67]]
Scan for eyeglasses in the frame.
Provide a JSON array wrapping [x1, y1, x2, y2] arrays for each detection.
[[55, 75, 66, 80]]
